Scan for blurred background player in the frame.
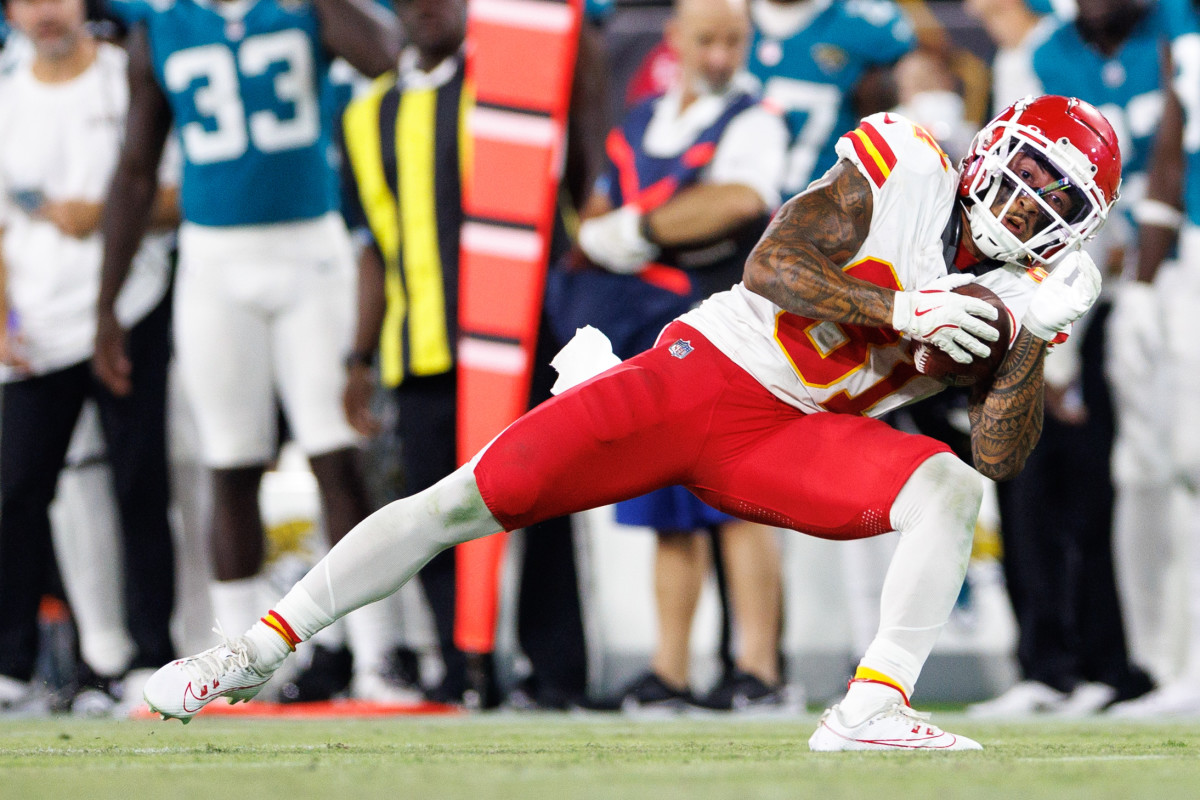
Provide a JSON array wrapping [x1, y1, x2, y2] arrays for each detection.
[[747, 0, 916, 197], [967, 0, 1161, 717], [1105, 0, 1200, 717], [546, 0, 790, 713], [93, 0, 406, 699], [340, 0, 598, 709]]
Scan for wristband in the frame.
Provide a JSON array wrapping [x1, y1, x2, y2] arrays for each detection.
[[1134, 199, 1184, 230]]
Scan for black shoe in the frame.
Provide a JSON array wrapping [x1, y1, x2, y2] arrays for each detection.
[[388, 646, 422, 690], [463, 652, 501, 710], [696, 669, 794, 713], [65, 662, 122, 717], [504, 676, 576, 711], [278, 644, 353, 704], [613, 672, 696, 715]]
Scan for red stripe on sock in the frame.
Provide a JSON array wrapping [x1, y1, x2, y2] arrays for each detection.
[[263, 611, 301, 650], [848, 677, 911, 707]]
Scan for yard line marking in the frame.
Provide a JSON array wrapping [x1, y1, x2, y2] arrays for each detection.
[[1016, 754, 1173, 762]]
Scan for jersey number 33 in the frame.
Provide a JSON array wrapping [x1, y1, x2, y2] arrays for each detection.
[[164, 29, 319, 165]]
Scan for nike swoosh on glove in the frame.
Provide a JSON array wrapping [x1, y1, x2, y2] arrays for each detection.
[[1023, 249, 1102, 342], [893, 288, 999, 364]]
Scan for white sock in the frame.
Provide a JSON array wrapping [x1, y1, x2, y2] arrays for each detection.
[[862, 453, 982, 695], [250, 464, 501, 669], [309, 618, 347, 650], [78, 629, 135, 679], [1112, 482, 1175, 684], [839, 680, 906, 726], [242, 586, 333, 673], [209, 576, 265, 641], [345, 602, 401, 679], [50, 456, 132, 677]]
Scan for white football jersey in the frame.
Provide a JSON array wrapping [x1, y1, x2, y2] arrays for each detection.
[[680, 112, 1045, 418]]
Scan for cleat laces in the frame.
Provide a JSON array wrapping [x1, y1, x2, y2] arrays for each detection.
[[179, 624, 257, 686], [879, 702, 944, 735]]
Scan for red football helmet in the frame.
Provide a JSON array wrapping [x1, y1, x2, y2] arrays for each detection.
[[958, 95, 1122, 266]]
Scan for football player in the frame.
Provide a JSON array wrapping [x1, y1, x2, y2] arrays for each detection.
[[967, 0, 1164, 717], [92, 0, 405, 697], [748, 0, 917, 196], [1104, 0, 1200, 717], [141, 95, 1120, 751]]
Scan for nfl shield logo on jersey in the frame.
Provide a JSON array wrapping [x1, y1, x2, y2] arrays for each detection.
[[669, 339, 693, 359]]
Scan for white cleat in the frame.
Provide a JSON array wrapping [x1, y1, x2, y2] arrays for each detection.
[[809, 702, 982, 751], [966, 680, 1067, 719], [350, 670, 425, 704], [1107, 682, 1200, 719], [143, 636, 273, 723]]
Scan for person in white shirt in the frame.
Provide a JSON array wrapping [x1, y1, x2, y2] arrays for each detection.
[[0, 0, 179, 711]]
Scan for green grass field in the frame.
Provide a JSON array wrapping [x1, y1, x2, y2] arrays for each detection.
[[2, 713, 1198, 800]]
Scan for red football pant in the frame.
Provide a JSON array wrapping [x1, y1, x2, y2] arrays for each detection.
[[474, 322, 952, 540]]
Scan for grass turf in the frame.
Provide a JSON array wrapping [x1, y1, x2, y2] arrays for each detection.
[[2, 713, 1198, 800]]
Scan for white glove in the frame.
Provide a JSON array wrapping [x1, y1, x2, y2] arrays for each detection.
[[1023, 249, 1102, 342], [1107, 279, 1163, 385], [892, 288, 999, 364], [577, 205, 659, 274]]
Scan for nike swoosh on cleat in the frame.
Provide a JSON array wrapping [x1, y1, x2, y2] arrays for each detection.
[[182, 682, 209, 713]]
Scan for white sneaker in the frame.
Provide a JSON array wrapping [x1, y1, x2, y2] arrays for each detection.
[[1107, 682, 1200, 718], [1050, 682, 1116, 718], [143, 636, 274, 723], [0, 675, 32, 711], [966, 680, 1066, 719], [350, 670, 425, 704], [809, 702, 982, 751], [114, 668, 155, 718]]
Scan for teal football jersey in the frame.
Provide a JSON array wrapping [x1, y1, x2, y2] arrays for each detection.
[[109, 0, 337, 227], [1031, 10, 1164, 181], [1163, 0, 1200, 226], [747, 0, 915, 195]]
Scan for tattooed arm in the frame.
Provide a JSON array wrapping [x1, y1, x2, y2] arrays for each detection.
[[967, 330, 1046, 481], [968, 245, 1102, 479], [743, 160, 895, 326]]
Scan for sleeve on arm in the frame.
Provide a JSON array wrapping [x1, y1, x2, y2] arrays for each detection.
[[709, 105, 789, 210], [834, 113, 901, 193]]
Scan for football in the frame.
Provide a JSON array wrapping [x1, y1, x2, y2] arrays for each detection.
[[911, 283, 1013, 387]]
